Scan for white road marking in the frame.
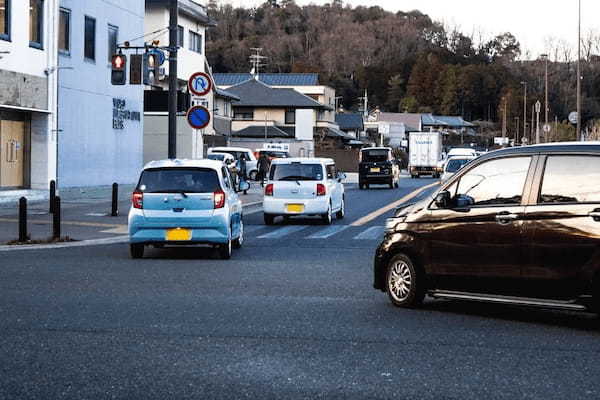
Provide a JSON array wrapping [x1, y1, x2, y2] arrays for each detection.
[[307, 225, 350, 239], [257, 225, 308, 239], [0, 236, 129, 252], [353, 226, 385, 240]]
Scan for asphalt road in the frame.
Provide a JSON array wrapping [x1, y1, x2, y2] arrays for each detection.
[[1, 178, 600, 400]]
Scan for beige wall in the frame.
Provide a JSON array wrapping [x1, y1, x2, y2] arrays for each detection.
[[143, 114, 204, 164]]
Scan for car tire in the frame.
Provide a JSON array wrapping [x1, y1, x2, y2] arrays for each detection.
[[386, 254, 425, 308], [233, 220, 243, 249], [219, 237, 232, 260], [336, 197, 345, 219], [249, 170, 257, 181], [264, 213, 275, 225], [322, 203, 332, 225], [130, 244, 144, 259]]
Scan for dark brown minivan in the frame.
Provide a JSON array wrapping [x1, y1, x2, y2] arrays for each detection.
[[374, 143, 600, 314]]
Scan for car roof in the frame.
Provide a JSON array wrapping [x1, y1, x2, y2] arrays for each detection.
[[361, 147, 391, 151], [447, 155, 476, 160], [143, 159, 224, 171], [210, 147, 252, 152], [271, 157, 334, 164], [478, 142, 600, 162]]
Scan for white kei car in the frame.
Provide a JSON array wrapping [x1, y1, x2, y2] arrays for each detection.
[[262, 158, 346, 225]]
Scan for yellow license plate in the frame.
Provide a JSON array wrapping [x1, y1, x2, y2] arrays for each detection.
[[165, 228, 192, 241], [286, 204, 305, 213], [370, 167, 380, 173]]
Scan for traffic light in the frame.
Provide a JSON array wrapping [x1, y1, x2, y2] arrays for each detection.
[[111, 54, 127, 85], [143, 53, 160, 85], [129, 54, 142, 85]]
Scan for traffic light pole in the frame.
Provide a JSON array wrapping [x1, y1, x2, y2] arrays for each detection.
[[168, 0, 178, 159]]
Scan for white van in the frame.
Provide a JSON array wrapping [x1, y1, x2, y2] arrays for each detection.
[[207, 147, 258, 180]]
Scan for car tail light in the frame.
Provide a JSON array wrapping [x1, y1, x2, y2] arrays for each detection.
[[214, 190, 226, 209], [132, 191, 143, 209], [316, 183, 326, 196], [265, 184, 274, 196]]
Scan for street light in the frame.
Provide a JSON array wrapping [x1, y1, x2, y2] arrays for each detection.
[[520, 81, 527, 145], [540, 54, 549, 142]]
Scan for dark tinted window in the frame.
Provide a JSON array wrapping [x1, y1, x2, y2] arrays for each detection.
[[455, 157, 531, 206], [137, 168, 220, 193], [108, 24, 118, 63], [208, 154, 225, 161], [58, 8, 70, 53], [270, 163, 324, 181], [29, 0, 43, 48], [446, 158, 472, 173], [540, 156, 600, 204], [189, 31, 202, 53], [84, 16, 96, 61], [285, 109, 295, 124], [362, 149, 389, 162], [177, 25, 183, 48]]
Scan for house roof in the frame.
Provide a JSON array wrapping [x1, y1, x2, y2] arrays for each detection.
[[214, 87, 240, 101], [232, 125, 291, 139], [429, 115, 476, 128], [227, 78, 331, 109], [335, 113, 364, 131], [325, 127, 355, 140], [214, 73, 320, 87], [376, 112, 421, 131]]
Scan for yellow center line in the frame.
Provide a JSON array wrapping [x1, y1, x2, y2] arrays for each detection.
[[350, 182, 439, 227]]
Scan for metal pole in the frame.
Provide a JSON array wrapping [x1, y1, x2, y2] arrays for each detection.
[[168, 0, 178, 159], [515, 117, 520, 146], [521, 82, 527, 145], [531, 106, 534, 145], [49, 179, 56, 214], [53, 196, 61, 240], [576, 0, 581, 141], [111, 182, 119, 216], [19, 197, 27, 242], [544, 56, 549, 136], [536, 103, 540, 144]]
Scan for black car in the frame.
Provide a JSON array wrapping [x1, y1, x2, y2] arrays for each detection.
[[374, 143, 600, 315], [359, 147, 400, 190]]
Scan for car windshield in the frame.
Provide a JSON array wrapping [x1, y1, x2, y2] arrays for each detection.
[[264, 151, 289, 158], [362, 150, 389, 162], [269, 163, 324, 181], [446, 158, 471, 173], [137, 168, 221, 193], [208, 154, 225, 161]]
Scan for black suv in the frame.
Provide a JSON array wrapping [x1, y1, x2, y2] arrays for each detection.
[[374, 143, 600, 314], [358, 147, 400, 190]]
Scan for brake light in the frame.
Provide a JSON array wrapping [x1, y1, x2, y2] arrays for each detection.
[[132, 191, 143, 209], [316, 183, 326, 196], [214, 190, 226, 209], [265, 184, 274, 196]]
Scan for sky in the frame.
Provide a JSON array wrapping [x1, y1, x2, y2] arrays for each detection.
[[219, 0, 599, 59]]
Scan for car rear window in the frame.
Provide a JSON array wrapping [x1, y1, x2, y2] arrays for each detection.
[[540, 156, 600, 204], [269, 163, 324, 181], [446, 158, 471, 173], [137, 168, 221, 193], [208, 154, 225, 161], [362, 150, 389, 162]]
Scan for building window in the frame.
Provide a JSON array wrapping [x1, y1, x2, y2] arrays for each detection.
[[108, 24, 118, 62], [177, 25, 184, 48], [233, 108, 254, 120], [84, 16, 96, 61], [29, 0, 43, 49], [58, 8, 70, 54], [189, 31, 202, 54], [0, 0, 10, 41], [285, 109, 295, 124]]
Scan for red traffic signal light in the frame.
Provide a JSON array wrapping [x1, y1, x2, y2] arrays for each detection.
[[111, 54, 127, 85]]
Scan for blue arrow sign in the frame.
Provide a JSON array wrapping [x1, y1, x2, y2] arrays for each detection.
[[187, 106, 210, 130]]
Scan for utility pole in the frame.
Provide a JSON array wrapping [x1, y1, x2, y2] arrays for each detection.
[[514, 117, 520, 146], [168, 0, 178, 159], [541, 54, 549, 140], [520, 81, 527, 145], [501, 98, 507, 146], [249, 48, 267, 79], [576, 0, 582, 141], [531, 105, 534, 145], [535, 100, 541, 144]]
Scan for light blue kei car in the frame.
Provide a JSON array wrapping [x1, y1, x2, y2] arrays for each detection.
[[128, 159, 249, 259]]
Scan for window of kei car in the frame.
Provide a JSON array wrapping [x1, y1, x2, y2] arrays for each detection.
[[269, 163, 324, 181], [362, 149, 390, 163], [137, 168, 221, 193], [539, 155, 600, 204], [453, 156, 531, 207]]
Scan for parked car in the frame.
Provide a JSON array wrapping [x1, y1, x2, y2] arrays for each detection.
[[263, 158, 346, 225], [440, 155, 476, 182], [446, 147, 477, 159], [255, 149, 290, 161], [128, 159, 249, 260], [207, 147, 258, 180], [374, 142, 600, 315], [358, 147, 400, 189]]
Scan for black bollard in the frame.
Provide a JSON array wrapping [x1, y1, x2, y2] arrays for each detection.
[[53, 196, 61, 240], [49, 180, 56, 214], [111, 182, 119, 216], [19, 197, 27, 242]]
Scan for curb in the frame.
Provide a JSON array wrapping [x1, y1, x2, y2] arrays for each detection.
[[0, 236, 129, 252]]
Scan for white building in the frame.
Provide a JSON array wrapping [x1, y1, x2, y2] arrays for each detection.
[[0, 0, 59, 194]]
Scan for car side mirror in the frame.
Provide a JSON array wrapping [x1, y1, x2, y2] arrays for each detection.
[[237, 181, 250, 193], [434, 190, 451, 209], [337, 172, 346, 183]]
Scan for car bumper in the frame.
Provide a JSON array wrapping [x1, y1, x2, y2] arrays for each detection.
[[263, 197, 329, 215], [360, 174, 394, 183]]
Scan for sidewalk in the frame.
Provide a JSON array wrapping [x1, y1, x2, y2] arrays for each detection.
[[0, 182, 264, 245]]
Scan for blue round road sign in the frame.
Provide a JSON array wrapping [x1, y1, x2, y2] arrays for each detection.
[[187, 105, 211, 130]]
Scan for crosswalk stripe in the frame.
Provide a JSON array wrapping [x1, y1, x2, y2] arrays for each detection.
[[257, 225, 308, 239], [307, 225, 350, 239], [353, 226, 384, 240]]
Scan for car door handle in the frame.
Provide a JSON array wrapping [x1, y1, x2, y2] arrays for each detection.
[[495, 213, 518, 224], [589, 211, 600, 221]]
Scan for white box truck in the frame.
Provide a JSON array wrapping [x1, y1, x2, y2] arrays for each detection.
[[408, 131, 443, 178]]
